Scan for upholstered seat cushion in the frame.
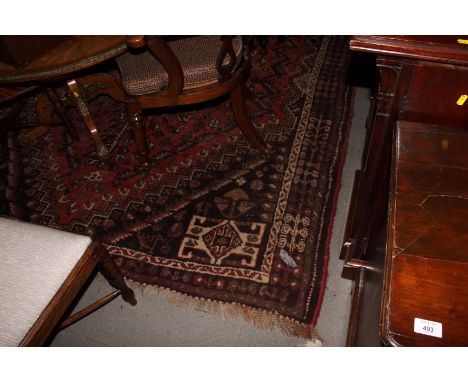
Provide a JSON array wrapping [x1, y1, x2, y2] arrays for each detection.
[[0, 217, 92, 346], [116, 36, 243, 96]]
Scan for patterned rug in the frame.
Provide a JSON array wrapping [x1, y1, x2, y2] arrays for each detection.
[[0, 36, 352, 338]]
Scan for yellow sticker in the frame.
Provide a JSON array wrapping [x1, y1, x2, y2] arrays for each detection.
[[457, 95, 468, 105], [458, 39, 468, 45], [441, 139, 449, 150]]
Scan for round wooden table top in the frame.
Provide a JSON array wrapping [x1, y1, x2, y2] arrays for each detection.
[[0, 36, 127, 83]]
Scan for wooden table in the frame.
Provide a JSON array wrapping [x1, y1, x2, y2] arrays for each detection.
[[342, 36, 468, 346], [0, 36, 127, 83], [0, 36, 129, 156]]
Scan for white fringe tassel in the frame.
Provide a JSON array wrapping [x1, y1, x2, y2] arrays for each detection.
[[126, 279, 322, 345]]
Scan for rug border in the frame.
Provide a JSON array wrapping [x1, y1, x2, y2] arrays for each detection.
[[311, 85, 356, 327]]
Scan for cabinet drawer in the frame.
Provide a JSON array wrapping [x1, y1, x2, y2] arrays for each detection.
[[402, 64, 468, 129]]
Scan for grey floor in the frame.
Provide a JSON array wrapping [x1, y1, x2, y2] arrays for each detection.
[[49, 86, 370, 347]]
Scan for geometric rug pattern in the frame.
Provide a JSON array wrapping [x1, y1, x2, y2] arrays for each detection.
[[0, 36, 352, 337]]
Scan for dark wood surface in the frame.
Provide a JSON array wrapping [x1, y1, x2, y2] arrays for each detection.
[[403, 62, 468, 129], [383, 121, 468, 346], [0, 36, 71, 69], [350, 35, 468, 66], [0, 36, 126, 83], [344, 35, 468, 346]]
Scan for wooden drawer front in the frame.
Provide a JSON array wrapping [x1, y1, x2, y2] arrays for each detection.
[[402, 64, 468, 129]]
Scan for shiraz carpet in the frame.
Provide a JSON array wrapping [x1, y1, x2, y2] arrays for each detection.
[[0, 36, 353, 338]]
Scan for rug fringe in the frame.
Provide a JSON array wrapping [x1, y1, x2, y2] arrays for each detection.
[[126, 279, 322, 345]]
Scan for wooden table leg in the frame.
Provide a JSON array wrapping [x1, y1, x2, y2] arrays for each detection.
[[126, 99, 149, 166], [67, 79, 110, 159]]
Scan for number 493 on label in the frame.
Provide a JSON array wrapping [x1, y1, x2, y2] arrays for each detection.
[[414, 318, 443, 338]]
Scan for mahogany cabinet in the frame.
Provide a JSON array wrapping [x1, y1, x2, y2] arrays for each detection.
[[342, 36, 468, 346]]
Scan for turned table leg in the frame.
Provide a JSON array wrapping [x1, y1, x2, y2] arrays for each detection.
[[66, 79, 110, 159], [126, 99, 149, 166]]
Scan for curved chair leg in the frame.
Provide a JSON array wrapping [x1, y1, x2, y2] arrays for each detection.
[[93, 242, 137, 306], [230, 82, 266, 152], [126, 99, 149, 166]]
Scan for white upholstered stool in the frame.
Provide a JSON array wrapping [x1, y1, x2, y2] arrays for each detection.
[[0, 217, 136, 346]]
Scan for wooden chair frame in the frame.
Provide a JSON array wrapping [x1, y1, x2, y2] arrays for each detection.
[[19, 240, 136, 346], [122, 35, 267, 165]]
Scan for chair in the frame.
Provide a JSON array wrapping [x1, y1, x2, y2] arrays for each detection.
[[115, 35, 267, 163], [0, 217, 136, 346]]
